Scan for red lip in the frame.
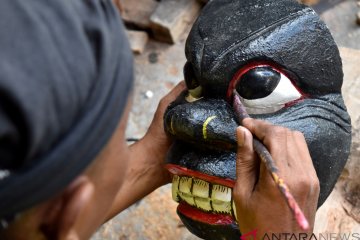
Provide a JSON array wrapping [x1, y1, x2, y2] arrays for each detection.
[[178, 202, 235, 225], [165, 164, 235, 188]]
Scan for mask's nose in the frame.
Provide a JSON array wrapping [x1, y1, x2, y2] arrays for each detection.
[[184, 61, 203, 101]]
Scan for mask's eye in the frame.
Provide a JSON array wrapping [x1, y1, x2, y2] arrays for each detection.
[[231, 65, 302, 114]]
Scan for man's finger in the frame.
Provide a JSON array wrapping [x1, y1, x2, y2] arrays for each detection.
[[242, 118, 275, 143], [234, 126, 258, 198]]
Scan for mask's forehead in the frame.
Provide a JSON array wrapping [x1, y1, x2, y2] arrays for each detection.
[[192, 0, 305, 57], [185, 0, 305, 73]]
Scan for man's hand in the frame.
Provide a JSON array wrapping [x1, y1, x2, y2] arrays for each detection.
[[140, 81, 187, 184], [233, 118, 320, 235], [106, 81, 186, 219]]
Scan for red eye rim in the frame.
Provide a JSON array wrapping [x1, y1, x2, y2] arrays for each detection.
[[226, 61, 305, 103]]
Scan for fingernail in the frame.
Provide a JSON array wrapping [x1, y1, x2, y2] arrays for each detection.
[[236, 126, 246, 147], [232, 201, 238, 222]]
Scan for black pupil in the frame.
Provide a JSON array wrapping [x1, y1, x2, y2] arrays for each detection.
[[236, 66, 281, 100]]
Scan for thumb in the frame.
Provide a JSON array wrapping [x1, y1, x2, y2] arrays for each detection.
[[234, 126, 257, 198]]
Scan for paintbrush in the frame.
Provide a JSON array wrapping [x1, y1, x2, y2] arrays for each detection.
[[232, 89, 309, 231]]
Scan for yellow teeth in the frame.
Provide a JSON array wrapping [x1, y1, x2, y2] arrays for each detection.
[[212, 200, 232, 214], [171, 175, 237, 220], [179, 192, 196, 206], [172, 175, 180, 202], [192, 179, 209, 198], [212, 184, 232, 202], [179, 176, 193, 194], [194, 197, 212, 211]]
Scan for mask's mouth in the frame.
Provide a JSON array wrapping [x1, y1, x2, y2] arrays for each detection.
[[166, 164, 238, 225], [164, 96, 240, 227]]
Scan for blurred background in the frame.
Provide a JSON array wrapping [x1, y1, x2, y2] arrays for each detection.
[[92, 0, 360, 239]]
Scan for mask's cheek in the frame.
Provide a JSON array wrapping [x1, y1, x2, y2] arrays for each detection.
[[299, 119, 350, 206], [257, 108, 351, 206]]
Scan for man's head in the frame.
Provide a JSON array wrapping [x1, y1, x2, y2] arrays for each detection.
[[0, 99, 132, 240], [0, 1, 133, 239]]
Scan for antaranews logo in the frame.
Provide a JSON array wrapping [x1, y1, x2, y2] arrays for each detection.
[[240, 230, 360, 240]]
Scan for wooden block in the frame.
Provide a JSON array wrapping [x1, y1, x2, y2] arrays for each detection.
[[120, 0, 159, 30], [126, 30, 149, 54], [150, 0, 201, 44]]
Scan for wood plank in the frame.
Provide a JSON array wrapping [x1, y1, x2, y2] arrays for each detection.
[[126, 30, 149, 54], [120, 0, 159, 30], [150, 0, 201, 43]]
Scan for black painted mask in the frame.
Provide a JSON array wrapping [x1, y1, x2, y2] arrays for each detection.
[[164, 0, 351, 239]]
